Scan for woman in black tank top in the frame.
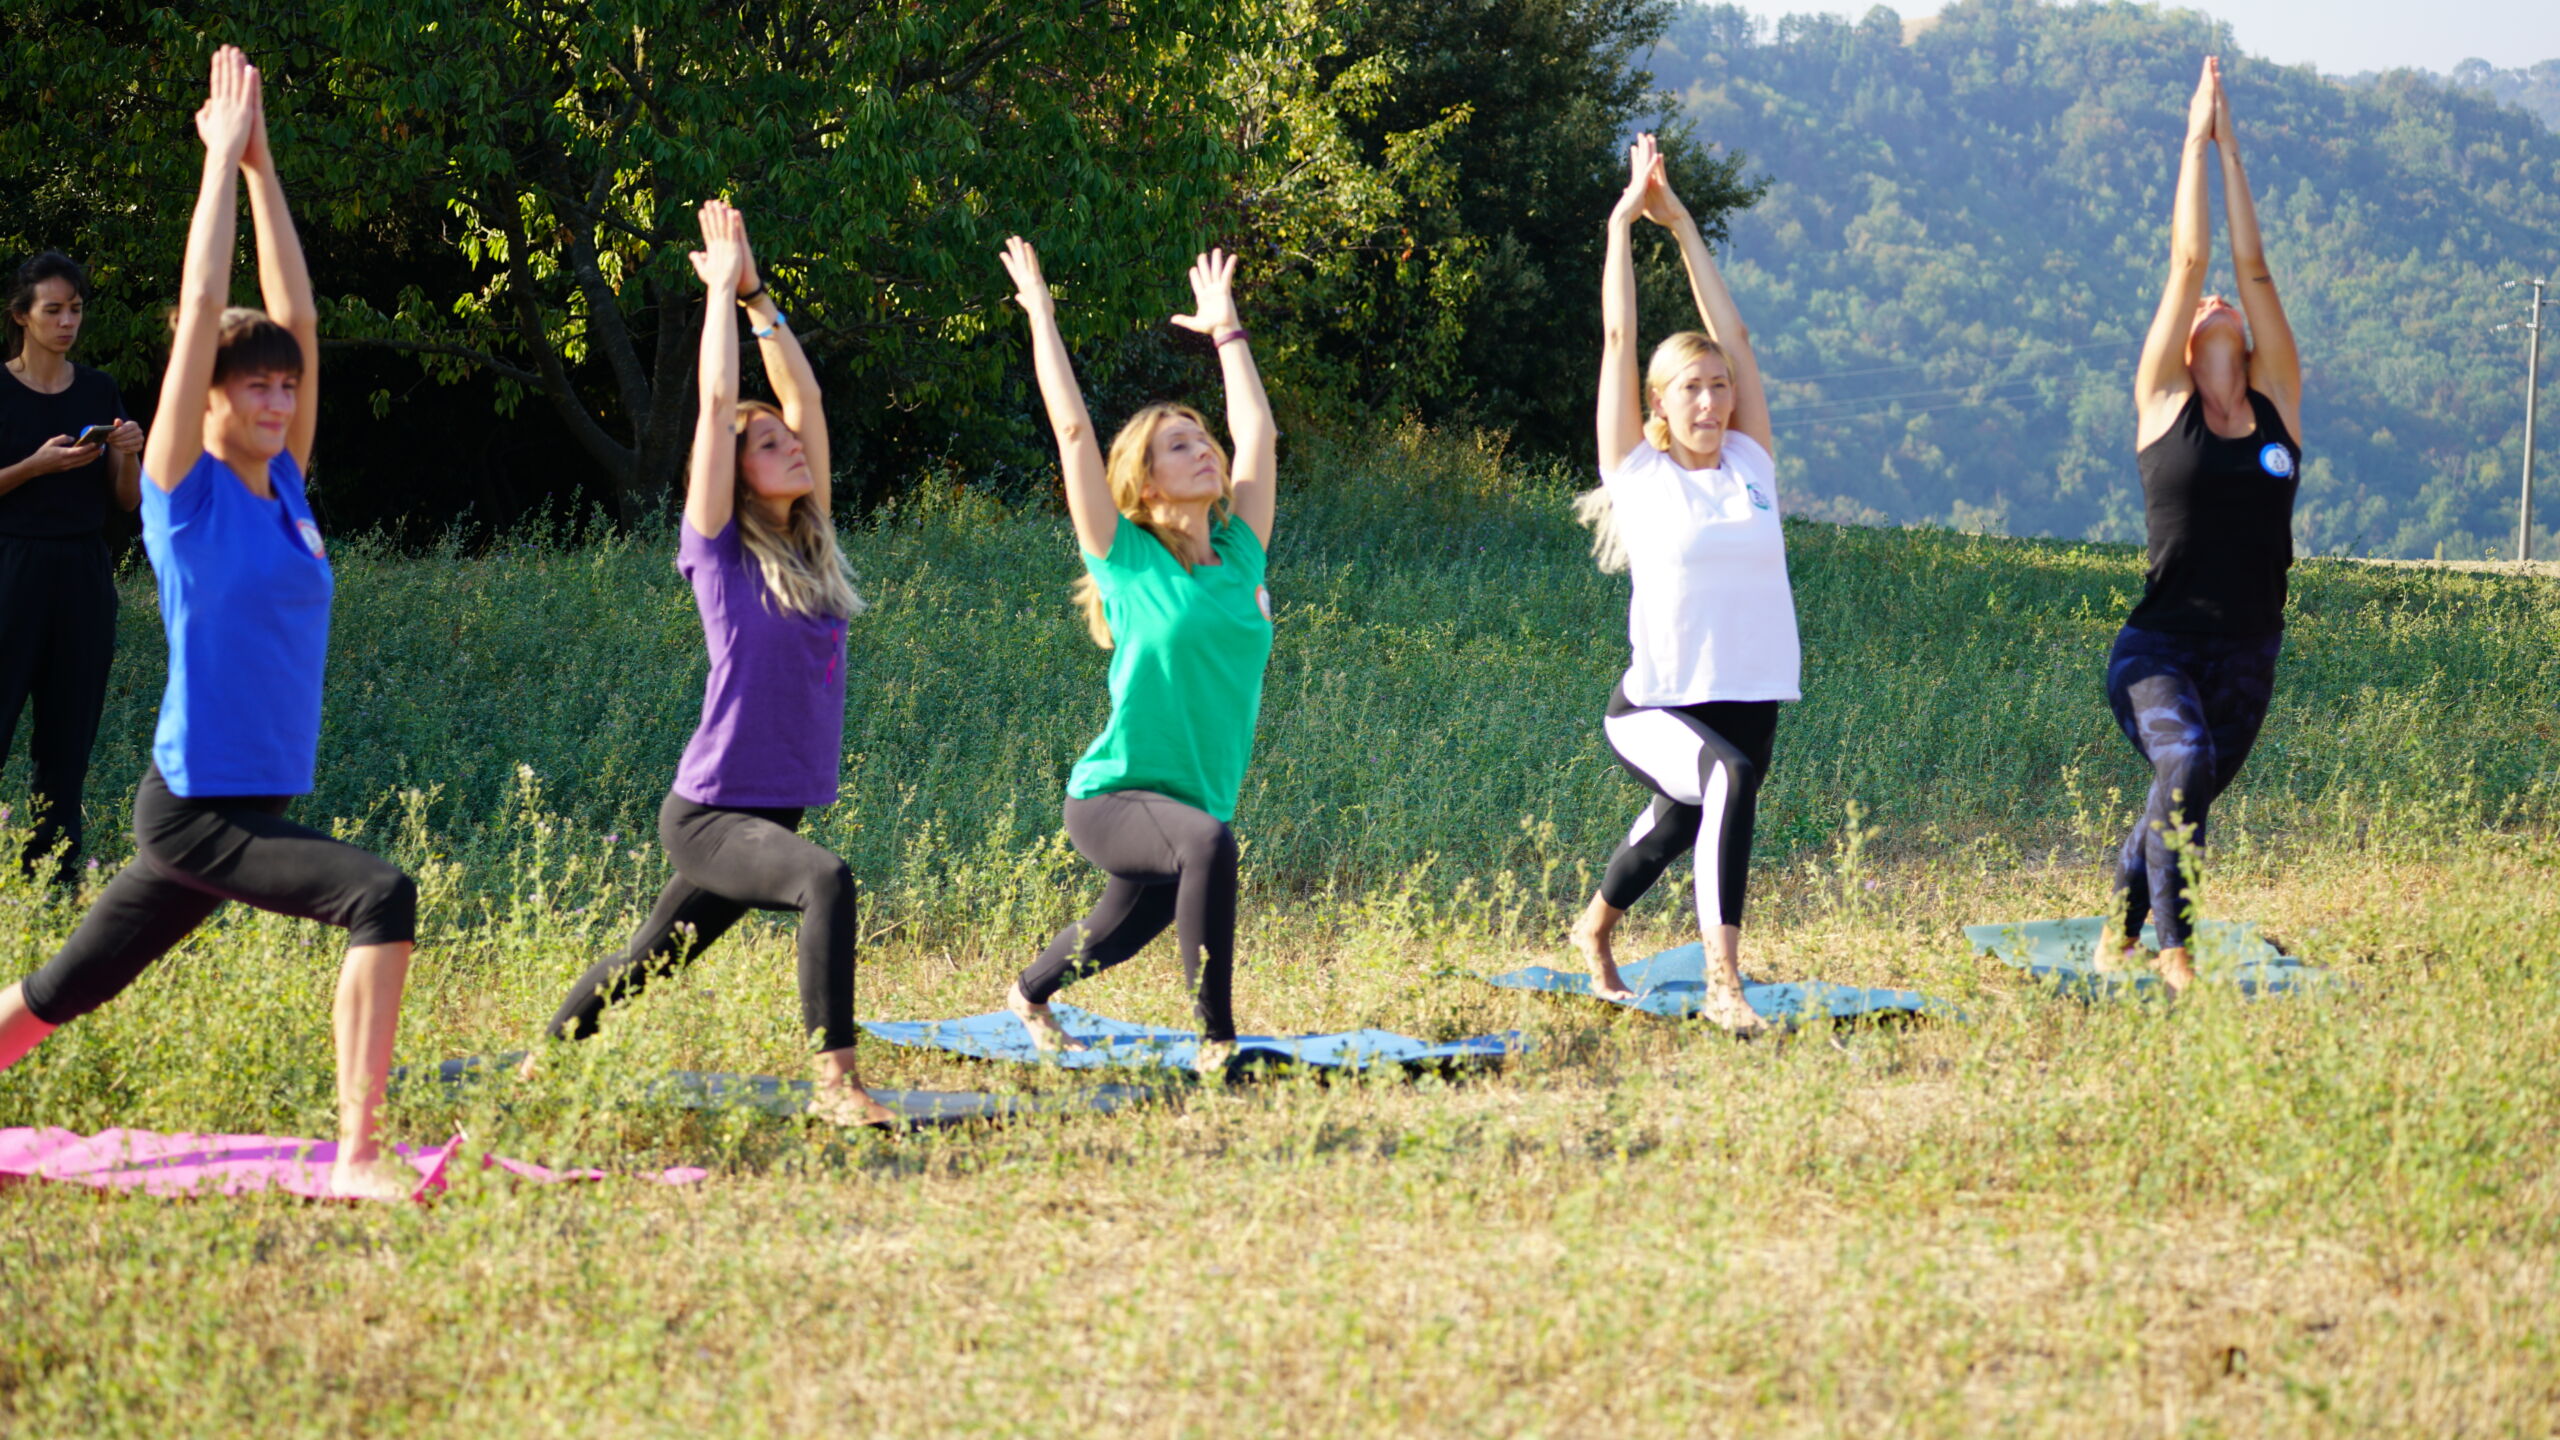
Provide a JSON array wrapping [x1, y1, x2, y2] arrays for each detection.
[[2102, 57, 2305, 993]]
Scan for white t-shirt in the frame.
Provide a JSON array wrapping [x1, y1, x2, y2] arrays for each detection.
[[1601, 432, 1801, 705]]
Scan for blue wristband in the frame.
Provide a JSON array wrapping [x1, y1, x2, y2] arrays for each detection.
[[751, 309, 789, 340]]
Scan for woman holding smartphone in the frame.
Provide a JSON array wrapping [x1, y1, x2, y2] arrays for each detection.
[[0, 250, 143, 879]]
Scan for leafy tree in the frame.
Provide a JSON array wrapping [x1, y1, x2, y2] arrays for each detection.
[[1229, 0, 1760, 456], [3, 0, 1245, 524]]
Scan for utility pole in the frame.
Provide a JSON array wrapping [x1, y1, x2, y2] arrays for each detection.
[[2503, 278, 2546, 562]]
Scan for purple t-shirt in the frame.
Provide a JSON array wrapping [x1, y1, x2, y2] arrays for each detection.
[[672, 519, 848, 808]]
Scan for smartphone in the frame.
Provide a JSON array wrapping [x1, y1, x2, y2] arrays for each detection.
[[73, 424, 115, 447]]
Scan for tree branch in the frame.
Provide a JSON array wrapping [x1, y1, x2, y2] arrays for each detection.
[[319, 336, 545, 388]]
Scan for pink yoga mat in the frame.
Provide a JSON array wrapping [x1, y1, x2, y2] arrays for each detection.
[[0, 1127, 708, 1202]]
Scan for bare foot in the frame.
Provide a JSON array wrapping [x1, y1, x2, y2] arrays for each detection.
[[808, 1080, 900, 1129], [1008, 980, 1087, 1052], [1568, 916, 1636, 1003], [2090, 930, 2148, 974], [1699, 977, 1768, 1037], [2155, 945, 2197, 996], [329, 1154, 423, 1202], [515, 1051, 540, 1082], [1191, 1038, 1236, 1080]]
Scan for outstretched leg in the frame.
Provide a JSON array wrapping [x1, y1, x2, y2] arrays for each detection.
[[13, 768, 422, 1195]]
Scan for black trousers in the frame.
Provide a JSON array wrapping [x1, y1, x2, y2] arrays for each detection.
[[0, 533, 118, 877], [20, 766, 418, 1025], [1018, 790, 1238, 1042], [547, 791, 860, 1052]]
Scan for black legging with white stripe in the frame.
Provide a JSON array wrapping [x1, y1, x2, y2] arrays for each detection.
[[1598, 685, 1778, 930]]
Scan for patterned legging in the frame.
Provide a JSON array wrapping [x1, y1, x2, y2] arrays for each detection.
[[2104, 625, 2281, 951]]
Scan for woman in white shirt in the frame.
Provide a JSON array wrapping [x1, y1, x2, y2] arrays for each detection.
[[1569, 133, 1800, 1035]]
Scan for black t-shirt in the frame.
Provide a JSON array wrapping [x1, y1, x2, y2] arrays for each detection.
[[0, 361, 130, 538], [2125, 388, 2300, 637]]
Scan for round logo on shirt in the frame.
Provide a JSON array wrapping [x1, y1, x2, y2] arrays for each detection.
[[2258, 444, 2295, 479], [295, 518, 327, 559], [1746, 483, 1771, 511], [1255, 585, 1273, 621]]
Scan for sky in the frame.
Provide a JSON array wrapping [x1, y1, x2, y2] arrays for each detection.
[[1712, 0, 2560, 76]]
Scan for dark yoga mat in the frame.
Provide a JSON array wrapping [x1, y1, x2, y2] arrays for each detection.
[[411, 1054, 1153, 1127], [859, 1005, 1526, 1074], [1486, 943, 1958, 1026], [1963, 917, 2331, 999]]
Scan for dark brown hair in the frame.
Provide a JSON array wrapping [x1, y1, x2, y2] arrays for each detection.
[[208, 307, 305, 382], [5, 251, 91, 360]]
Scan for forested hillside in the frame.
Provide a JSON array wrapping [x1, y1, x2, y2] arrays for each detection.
[[1650, 1, 2560, 557]]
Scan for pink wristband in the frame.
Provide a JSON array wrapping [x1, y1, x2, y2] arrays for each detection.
[[1215, 327, 1249, 348]]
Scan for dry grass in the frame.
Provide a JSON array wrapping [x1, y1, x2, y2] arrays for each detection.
[[5, 828, 2556, 1438]]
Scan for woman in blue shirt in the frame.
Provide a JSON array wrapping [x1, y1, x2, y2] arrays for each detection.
[[0, 50, 423, 1201]]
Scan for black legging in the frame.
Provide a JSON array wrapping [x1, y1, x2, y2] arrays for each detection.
[[547, 790, 859, 1051], [1597, 690, 1780, 930], [19, 765, 417, 1025], [0, 533, 118, 878], [1018, 790, 1237, 1042]]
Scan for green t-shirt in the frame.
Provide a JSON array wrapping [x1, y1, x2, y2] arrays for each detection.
[[1066, 513, 1276, 822]]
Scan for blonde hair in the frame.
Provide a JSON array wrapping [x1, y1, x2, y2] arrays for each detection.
[[1575, 332, 1731, 574], [733, 400, 866, 620], [1073, 402, 1231, 648]]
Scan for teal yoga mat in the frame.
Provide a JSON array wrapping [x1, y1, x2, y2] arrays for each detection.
[[409, 1054, 1153, 1127], [1963, 917, 2331, 998], [1487, 943, 1959, 1026]]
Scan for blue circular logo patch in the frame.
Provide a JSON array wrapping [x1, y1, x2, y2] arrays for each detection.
[[2259, 444, 2295, 479]]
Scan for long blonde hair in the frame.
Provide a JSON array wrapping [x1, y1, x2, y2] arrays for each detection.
[[1074, 402, 1231, 648], [1574, 332, 1730, 574], [734, 400, 865, 620]]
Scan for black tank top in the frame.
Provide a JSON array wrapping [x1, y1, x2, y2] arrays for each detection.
[[2125, 388, 2299, 636]]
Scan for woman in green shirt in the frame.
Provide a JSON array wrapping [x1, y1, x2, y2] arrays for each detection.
[[995, 239, 1278, 1071]]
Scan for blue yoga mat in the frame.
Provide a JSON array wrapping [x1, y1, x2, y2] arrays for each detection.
[[1485, 943, 1957, 1025], [1963, 917, 2331, 999], [410, 1054, 1151, 1126], [859, 1005, 1526, 1073]]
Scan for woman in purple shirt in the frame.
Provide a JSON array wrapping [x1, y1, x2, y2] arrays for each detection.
[[536, 200, 894, 1128]]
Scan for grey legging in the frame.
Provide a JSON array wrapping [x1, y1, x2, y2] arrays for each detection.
[[1017, 790, 1237, 1041]]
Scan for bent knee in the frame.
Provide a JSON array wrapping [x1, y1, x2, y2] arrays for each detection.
[[1161, 817, 1238, 872], [799, 855, 857, 905], [348, 868, 419, 948]]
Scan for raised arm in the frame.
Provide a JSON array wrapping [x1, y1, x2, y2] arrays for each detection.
[[2214, 75, 2303, 442], [1000, 237, 1115, 557], [144, 47, 257, 489], [239, 72, 318, 471], [1650, 153, 1772, 454], [1169, 249, 1276, 547], [1597, 136, 1656, 474], [2135, 57, 2219, 446], [683, 200, 746, 540], [731, 217, 830, 518]]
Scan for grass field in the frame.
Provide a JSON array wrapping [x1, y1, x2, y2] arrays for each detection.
[[3, 429, 2556, 1435]]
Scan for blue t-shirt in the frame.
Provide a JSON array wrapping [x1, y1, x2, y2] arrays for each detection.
[[142, 450, 334, 796]]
